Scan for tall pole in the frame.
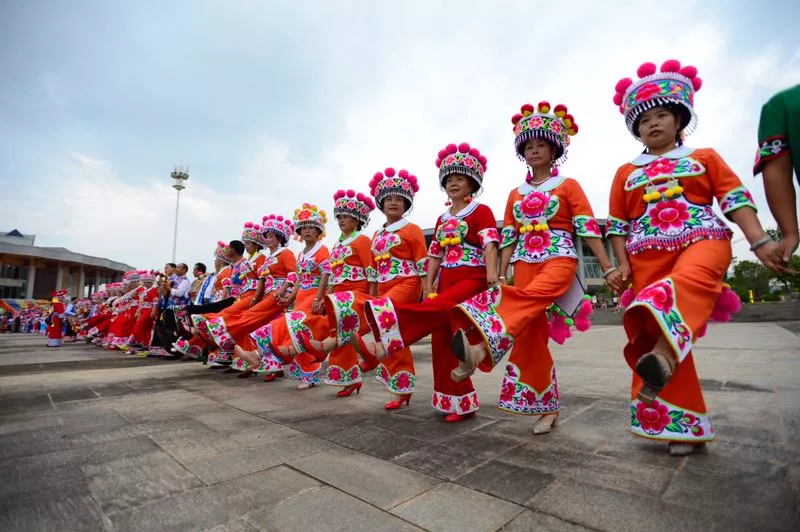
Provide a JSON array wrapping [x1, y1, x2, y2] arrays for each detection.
[[172, 188, 181, 263]]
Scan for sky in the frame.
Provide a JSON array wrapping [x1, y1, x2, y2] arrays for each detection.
[[1, 0, 799, 272]]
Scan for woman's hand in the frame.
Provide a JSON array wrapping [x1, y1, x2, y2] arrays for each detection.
[[311, 298, 324, 314], [755, 240, 794, 275]]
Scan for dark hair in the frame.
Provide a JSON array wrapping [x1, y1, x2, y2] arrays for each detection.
[[194, 263, 207, 274], [519, 138, 561, 162], [378, 196, 412, 213], [166, 262, 177, 269], [632, 103, 690, 141], [229, 240, 245, 255], [178, 263, 188, 271]]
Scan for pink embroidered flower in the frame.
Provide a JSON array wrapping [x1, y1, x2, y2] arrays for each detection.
[[378, 310, 397, 331], [636, 281, 674, 313], [332, 263, 345, 278], [334, 291, 351, 303], [444, 154, 456, 166], [529, 116, 544, 128], [501, 380, 515, 403], [633, 82, 662, 102], [519, 191, 549, 219], [459, 396, 472, 411], [377, 258, 392, 275], [649, 200, 690, 232], [445, 246, 464, 264], [540, 390, 554, 405], [346, 200, 356, 209], [469, 291, 492, 313], [399, 262, 413, 276], [497, 336, 512, 353], [644, 158, 679, 178], [379, 366, 390, 382], [289, 311, 305, 322], [432, 394, 439, 407], [505, 364, 518, 379], [429, 241, 444, 257], [440, 395, 452, 411], [550, 120, 562, 135], [523, 231, 552, 254], [584, 218, 601, 235], [387, 338, 404, 353], [341, 313, 359, 333], [348, 367, 359, 381], [463, 156, 475, 168], [328, 366, 342, 381], [489, 318, 503, 334], [442, 218, 460, 232], [522, 389, 536, 405], [396, 373, 411, 390], [635, 400, 671, 434]]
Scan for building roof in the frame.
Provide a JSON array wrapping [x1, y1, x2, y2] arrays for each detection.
[[0, 240, 134, 272]]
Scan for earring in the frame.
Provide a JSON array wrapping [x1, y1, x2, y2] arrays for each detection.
[[464, 196, 473, 203], [445, 200, 452, 206]]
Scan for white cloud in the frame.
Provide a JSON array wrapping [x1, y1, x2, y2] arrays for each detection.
[[3, 1, 799, 272]]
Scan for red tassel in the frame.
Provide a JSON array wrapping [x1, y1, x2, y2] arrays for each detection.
[[445, 200, 452, 206]]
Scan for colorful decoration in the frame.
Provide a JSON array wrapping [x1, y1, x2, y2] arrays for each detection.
[[241, 222, 266, 247], [293, 203, 328, 240], [435, 142, 488, 194], [261, 214, 295, 245], [332, 189, 375, 225], [511, 100, 579, 166], [369, 167, 420, 210]]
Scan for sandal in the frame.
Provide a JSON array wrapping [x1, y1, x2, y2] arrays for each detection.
[[635, 351, 677, 404]]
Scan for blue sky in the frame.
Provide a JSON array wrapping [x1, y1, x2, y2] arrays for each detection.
[[1, 0, 799, 271]]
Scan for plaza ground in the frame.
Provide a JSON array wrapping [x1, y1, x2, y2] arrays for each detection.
[[0, 323, 798, 531]]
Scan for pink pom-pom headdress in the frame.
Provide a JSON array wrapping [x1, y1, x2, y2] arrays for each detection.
[[368, 167, 419, 212], [260, 214, 295, 246], [241, 222, 266, 248], [213, 240, 236, 264], [511, 101, 578, 166], [122, 270, 140, 283], [293, 203, 328, 240], [435, 142, 488, 194], [332, 189, 375, 225], [612, 59, 702, 139]]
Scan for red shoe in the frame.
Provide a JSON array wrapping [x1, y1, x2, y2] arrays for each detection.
[[384, 396, 411, 410], [352, 335, 380, 372], [263, 370, 284, 382], [300, 333, 328, 363], [336, 382, 362, 398], [444, 412, 475, 423]]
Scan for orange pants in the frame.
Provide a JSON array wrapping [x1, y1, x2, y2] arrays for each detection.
[[321, 279, 370, 387], [455, 258, 577, 415], [624, 239, 731, 443], [325, 276, 422, 394]]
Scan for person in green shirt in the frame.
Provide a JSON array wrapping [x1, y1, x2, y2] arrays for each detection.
[[754, 84, 800, 264]]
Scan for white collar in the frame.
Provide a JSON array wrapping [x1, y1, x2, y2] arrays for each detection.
[[337, 231, 362, 247], [299, 241, 323, 261], [266, 246, 288, 259], [518, 175, 566, 194], [441, 201, 479, 221], [631, 145, 695, 166], [382, 218, 410, 233]]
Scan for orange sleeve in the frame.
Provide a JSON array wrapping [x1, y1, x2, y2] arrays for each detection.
[[406, 224, 429, 277], [500, 189, 518, 249], [704, 148, 758, 218], [354, 235, 373, 269], [281, 249, 297, 275], [606, 165, 632, 237], [566, 179, 603, 239]]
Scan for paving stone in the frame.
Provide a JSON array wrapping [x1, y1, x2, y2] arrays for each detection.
[[0, 393, 54, 414], [391, 482, 523, 532], [288, 448, 440, 509], [109, 466, 322, 532], [0, 426, 73, 460], [147, 418, 246, 462], [455, 459, 556, 506], [89, 382, 136, 397], [0, 483, 107, 532], [182, 432, 336, 484], [246, 485, 422, 531], [49, 387, 100, 403], [500, 509, 593, 532], [312, 424, 424, 461]]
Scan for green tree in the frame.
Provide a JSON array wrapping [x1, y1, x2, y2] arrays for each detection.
[[728, 260, 771, 301]]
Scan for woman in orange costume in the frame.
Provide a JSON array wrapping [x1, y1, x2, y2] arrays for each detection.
[[175, 242, 236, 360], [312, 169, 427, 408], [606, 59, 784, 455], [236, 204, 331, 389], [449, 101, 620, 434], [308, 189, 376, 397], [47, 291, 67, 347], [211, 215, 296, 377], [353, 145, 499, 422], [197, 223, 267, 367], [121, 270, 159, 353]]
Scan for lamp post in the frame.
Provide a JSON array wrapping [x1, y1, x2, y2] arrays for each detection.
[[171, 164, 189, 263]]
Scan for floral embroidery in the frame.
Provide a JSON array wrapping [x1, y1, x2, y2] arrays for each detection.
[[433, 217, 486, 269], [498, 364, 560, 415], [367, 298, 405, 354], [373, 231, 402, 255], [572, 215, 602, 238], [428, 239, 444, 259], [431, 390, 479, 415], [627, 278, 692, 362], [605, 216, 631, 237], [289, 360, 320, 385], [499, 225, 517, 249], [327, 290, 361, 345], [208, 350, 233, 364], [478, 227, 500, 249], [753, 135, 789, 175], [375, 366, 415, 394], [513, 191, 559, 224], [630, 397, 714, 442], [719, 185, 757, 217], [285, 311, 312, 354], [515, 229, 577, 263], [457, 286, 513, 366], [626, 195, 731, 255], [230, 357, 252, 372], [324, 364, 361, 386], [625, 79, 693, 113], [205, 316, 235, 351], [624, 156, 705, 191]]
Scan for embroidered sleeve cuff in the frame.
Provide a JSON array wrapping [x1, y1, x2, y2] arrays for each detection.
[[319, 259, 332, 276], [753, 136, 789, 176], [573, 215, 602, 239], [478, 227, 501, 249], [427, 240, 444, 259], [286, 272, 298, 285], [500, 225, 517, 249], [416, 257, 429, 277], [366, 266, 377, 283], [605, 216, 631, 237], [719, 185, 757, 217]]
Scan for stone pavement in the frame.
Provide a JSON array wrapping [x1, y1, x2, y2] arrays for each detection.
[[0, 323, 798, 531]]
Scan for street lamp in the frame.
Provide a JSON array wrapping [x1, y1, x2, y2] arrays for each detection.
[[171, 164, 189, 263]]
